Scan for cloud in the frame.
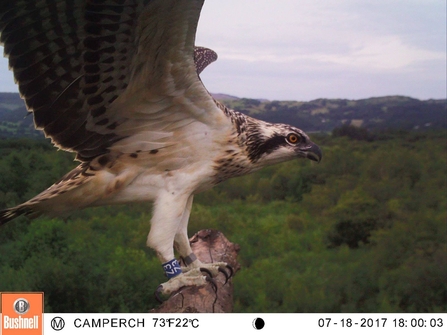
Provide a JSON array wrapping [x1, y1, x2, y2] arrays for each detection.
[[215, 35, 444, 69], [0, 0, 445, 100], [307, 35, 445, 71], [197, 1, 445, 70], [195, 0, 446, 99]]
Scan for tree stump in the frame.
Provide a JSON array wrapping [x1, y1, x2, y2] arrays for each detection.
[[150, 229, 241, 313]]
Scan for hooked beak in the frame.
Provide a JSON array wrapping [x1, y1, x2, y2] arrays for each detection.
[[302, 142, 322, 163]]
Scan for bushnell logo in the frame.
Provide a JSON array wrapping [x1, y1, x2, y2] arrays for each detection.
[[1, 292, 43, 335]]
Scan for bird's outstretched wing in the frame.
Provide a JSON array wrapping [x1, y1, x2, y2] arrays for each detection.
[[0, 0, 221, 161]]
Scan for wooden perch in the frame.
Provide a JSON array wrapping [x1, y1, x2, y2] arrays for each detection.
[[150, 229, 241, 313]]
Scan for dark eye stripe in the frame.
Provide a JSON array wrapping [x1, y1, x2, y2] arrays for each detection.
[[247, 134, 287, 162]]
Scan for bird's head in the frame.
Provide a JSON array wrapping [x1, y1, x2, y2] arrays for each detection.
[[244, 120, 322, 166]]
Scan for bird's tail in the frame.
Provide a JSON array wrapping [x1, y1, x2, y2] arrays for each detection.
[[0, 164, 95, 227], [0, 205, 37, 226]]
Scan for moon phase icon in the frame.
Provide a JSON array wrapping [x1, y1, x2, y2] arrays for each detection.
[[252, 318, 265, 330]]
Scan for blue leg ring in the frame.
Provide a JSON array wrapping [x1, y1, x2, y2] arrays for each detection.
[[162, 259, 182, 279]]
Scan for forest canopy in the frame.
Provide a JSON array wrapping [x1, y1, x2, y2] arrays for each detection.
[[0, 130, 446, 312]]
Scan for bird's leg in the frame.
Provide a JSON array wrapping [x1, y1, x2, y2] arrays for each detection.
[[174, 195, 233, 282], [148, 193, 232, 301], [148, 193, 209, 300]]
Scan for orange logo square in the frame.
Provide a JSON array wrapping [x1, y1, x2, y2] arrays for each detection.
[[0, 292, 44, 335]]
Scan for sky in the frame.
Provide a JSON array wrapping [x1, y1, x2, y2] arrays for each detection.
[[0, 0, 445, 101]]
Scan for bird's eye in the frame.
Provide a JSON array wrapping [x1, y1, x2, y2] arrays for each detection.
[[287, 133, 300, 144]]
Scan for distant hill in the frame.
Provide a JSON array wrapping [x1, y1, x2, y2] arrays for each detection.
[[210, 93, 241, 101], [1, 92, 445, 139], [0, 93, 41, 139], [217, 95, 446, 133]]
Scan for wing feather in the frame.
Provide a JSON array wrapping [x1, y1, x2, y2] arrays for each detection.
[[0, 0, 223, 162], [194, 47, 218, 75]]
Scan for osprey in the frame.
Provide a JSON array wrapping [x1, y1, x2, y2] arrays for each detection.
[[0, 0, 322, 298]]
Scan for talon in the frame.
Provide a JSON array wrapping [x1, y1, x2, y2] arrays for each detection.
[[154, 285, 165, 304], [218, 267, 230, 284], [199, 267, 213, 278], [206, 276, 218, 293], [225, 265, 234, 278]]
